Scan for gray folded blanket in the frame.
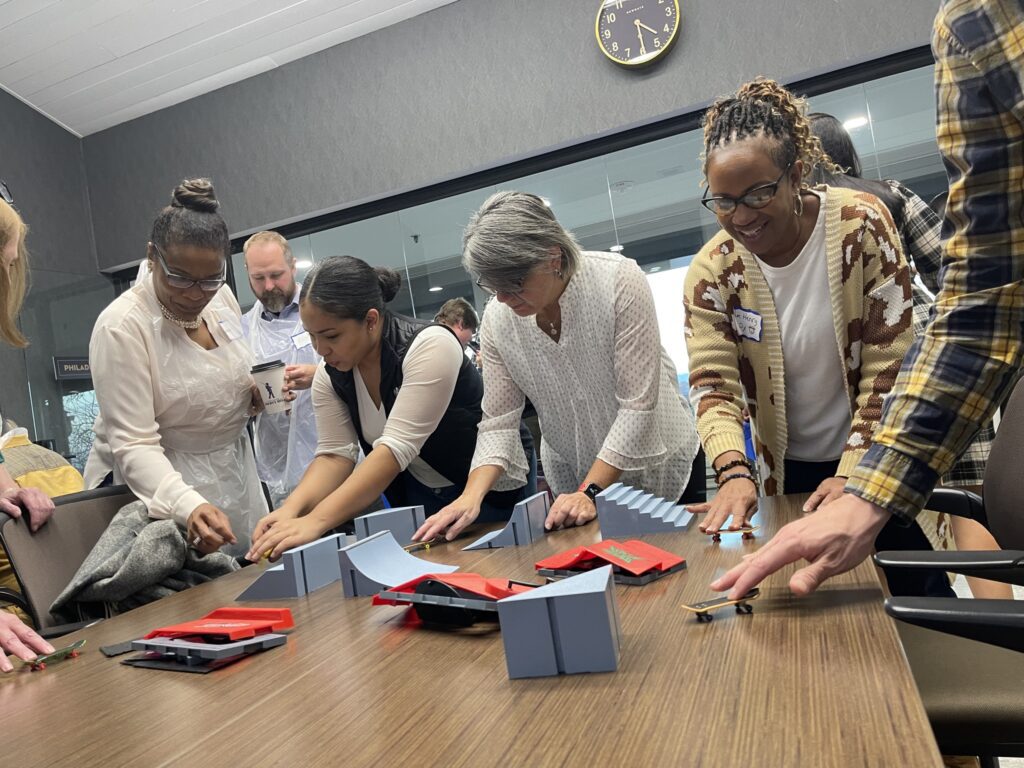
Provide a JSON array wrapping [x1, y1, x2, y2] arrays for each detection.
[[50, 501, 240, 623]]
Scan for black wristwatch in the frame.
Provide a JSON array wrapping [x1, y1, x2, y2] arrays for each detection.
[[578, 482, 604, 502]]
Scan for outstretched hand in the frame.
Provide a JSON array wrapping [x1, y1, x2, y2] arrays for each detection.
[[710, 493, 891, 600]]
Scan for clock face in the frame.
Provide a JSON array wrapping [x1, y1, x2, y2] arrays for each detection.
[[595, 0, 681, 67]]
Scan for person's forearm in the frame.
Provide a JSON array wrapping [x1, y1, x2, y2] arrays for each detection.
[[285, 455, 355, 515], [458, 465, 505, 503], [306, 446, 402, 530], [581, 459, 622, 490]]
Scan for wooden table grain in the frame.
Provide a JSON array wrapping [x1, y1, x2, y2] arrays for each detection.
[[2, 495, 942, 768]]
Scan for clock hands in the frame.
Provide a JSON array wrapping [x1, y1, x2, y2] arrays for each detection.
[[633, 18, 657, 55], [634, 18, 647, 55]]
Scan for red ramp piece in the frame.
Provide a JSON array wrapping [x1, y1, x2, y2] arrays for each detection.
[[373, 573, 533, 606], [535, 539, 686, 585], [144, 608, 295, 641]]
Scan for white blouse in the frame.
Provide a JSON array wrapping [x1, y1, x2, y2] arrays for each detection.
[[471, 250, 699, 498], [311, 325, 520, 490], [84, 275, 268, 553]]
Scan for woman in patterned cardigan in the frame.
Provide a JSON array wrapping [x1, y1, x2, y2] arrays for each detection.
[[683, 78, 952, 598]]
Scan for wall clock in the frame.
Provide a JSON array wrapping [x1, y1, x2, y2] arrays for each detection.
[[595, 0, 681, 67]]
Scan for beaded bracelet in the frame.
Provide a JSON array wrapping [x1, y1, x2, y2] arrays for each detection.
[[714, 458, 754, 478], [717, 472, 755, 488]]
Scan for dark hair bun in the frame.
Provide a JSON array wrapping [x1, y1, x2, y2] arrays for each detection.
[[171, 178, 220, 213], [375, 267, 402, 303]]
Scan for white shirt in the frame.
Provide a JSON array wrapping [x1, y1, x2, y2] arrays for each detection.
[[756, 191, 849, 461], [312, 325, 508, 488], [471, 251, 699, 499], [84, 275, 268, 554]]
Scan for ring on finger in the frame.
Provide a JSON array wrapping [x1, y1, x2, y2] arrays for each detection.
[[192, 535, 202, 547]]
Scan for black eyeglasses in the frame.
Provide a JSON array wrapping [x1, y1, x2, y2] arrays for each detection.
[[151, 242, 226, 293], [476, 274, 526, 297], [0, 180, 13, 206], [701, 166, 792, 215]]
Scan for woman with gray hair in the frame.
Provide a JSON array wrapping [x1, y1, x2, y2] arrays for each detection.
[[414, 191, 699, 543]]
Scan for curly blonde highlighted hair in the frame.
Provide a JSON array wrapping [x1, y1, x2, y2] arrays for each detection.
[[0, 200, 29, 348], [700, 77, 841, 186]]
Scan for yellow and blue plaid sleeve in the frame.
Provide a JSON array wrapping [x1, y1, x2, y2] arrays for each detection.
[[846, 0, 1024, 520]]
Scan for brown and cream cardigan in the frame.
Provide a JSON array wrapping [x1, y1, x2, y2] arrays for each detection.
[[683, 186, 913, 495]]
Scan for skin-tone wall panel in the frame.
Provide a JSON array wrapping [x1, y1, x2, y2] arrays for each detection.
[[79, 0, 939, 272]]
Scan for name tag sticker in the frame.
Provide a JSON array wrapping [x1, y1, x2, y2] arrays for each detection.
[[731, 307, 763, 342], [291, 331, 312, 350], [219, 319, 242, 341]]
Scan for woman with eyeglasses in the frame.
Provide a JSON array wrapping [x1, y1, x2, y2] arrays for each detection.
[[84, 179, 267, 557], [413, 191, 699, 544], [684, 79, 952, 598], [246, 255, 536, 561]]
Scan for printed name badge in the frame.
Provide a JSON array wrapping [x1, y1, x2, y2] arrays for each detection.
[[731, 307, 763, 342], [219, 319, 242, 341], [291, 331, 312, 350]]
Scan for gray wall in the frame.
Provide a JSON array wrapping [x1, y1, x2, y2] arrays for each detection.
[[82, 0, 940, 272], [0, 86, 98, 432]]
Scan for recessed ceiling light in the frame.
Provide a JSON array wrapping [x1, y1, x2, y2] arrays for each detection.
[[842, 116, 869, 131], [295, 259, 313, 268], [609, 244, 624, 252], [429, 286, 443, 292], [540, 197, 551, 207], [648, 266, 662, 273]]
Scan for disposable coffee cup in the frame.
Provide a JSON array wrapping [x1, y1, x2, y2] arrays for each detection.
[[251, 360, 289, 414]]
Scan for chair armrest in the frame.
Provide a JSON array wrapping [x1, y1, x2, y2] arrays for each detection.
[[924, 487, 986, 526], [885, 596, 1024, 654], [873, 550, 1024, 587], [0, 587, 30, 612]]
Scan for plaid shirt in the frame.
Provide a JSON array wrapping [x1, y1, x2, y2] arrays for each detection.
[[846, 0, 1024, 519]]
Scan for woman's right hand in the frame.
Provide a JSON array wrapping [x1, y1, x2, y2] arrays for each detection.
[[187, 503, 238, 555], [247, 506, 302, 559], [687, 477, 759, 534], [413, 495, 482, 542]]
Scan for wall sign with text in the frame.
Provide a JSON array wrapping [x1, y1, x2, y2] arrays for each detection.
[[53, 357, 92, 381], [595, 0, 681, 68]]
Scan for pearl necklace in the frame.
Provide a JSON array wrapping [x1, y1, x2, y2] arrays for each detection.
[[158, 300, 202, 331]]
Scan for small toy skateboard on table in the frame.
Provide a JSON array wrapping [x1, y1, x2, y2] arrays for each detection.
[[25, 639, 85, 670], [706, 525, 759, 542], [682, 588, 760, 623]]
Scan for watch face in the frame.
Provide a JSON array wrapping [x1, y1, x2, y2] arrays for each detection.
[[595, 0, 681, 67]]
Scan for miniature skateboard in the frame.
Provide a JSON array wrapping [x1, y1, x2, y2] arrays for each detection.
[[681, 588, 760, 623], [706, 525, 760, 542], [25, 639, 86, 671]]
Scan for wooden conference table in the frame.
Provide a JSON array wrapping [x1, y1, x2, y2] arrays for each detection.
[[2, 494, 942, 768]]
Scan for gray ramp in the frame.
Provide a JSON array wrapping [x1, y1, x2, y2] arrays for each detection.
[[354, 505, 427, 545], [338, 530, 458, 598], [236, 550, 306, 601], [463, 491, 549, 550], [497, 566, 620, 679]]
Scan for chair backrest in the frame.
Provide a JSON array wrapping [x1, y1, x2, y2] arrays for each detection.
[[0, 485, 137, 630], [983, 375, 1024, 549]]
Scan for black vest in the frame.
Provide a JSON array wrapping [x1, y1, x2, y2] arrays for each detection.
[[326, 311, 532, 508]]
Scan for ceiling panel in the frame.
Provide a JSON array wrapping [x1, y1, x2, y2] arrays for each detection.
[[0, 0, 459, 136]]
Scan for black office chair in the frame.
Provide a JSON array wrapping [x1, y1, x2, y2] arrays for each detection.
[[0, 485, 137, 637], [874, 376, 1024, 765]]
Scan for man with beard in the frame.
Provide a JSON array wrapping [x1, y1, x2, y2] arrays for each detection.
[[242, 232, 319, 506]]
